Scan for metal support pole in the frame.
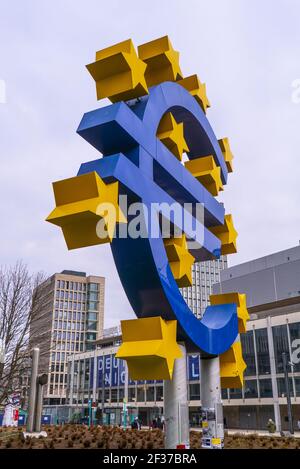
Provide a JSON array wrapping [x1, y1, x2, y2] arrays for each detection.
[[282, 352, 294, 434], [123, 361, 129, 429], [34, 384, 43, 432], [26, 348, 39, 433], [200, 356, 224, 449], [34, 374, 47, 432], [267, 317, 281, 432], [101, 356, 105, 425], [164, 343, 189, 449]]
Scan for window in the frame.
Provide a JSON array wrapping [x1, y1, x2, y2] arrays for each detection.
[[128, 387, 136, 402], [272, 325, 290, 373], [229, 388, 242, 399], [255, 328, 270, 375], [221, 388, 229, 400], [89, 283, 99, 291], [289, 322, 300, 372], [241, 330, 256, 376], [87, 312, 97, 321], [86, 321, 97, 331], [88, 292, 98, 301], [105, 389, 110, 402], [86, 332, 96, 341], [259, 379, 273, 398], [119, 387, 125, 402], [88, 301, 98, 311], [277, 378, 294, 398], [137, 387, 145, 402], [295, 378, 300, 397], [244, 380, 258, 398], [189, 383, 200, 401], [146, 386, 155, 402], [155, 386, 163, 401], [111, 389, 118, 402]]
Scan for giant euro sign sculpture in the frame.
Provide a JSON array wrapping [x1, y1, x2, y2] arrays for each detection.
[[47, 36, 249, 386]]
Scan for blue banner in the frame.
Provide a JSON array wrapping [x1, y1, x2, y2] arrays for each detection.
[[97, 355, 126, 387], [96, 354, 201, 387], [188, 354, 200, 381], [104, 355, 112, 387], [111, 355, 118, 387], [118, 358, 125, 386], [97, 356, 104, 387]]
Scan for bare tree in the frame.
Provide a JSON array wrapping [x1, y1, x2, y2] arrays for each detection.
[[0, 261, 46, 406]]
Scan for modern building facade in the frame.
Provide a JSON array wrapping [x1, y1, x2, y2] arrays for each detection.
[[181, 256, 228, 318], [30, 270, 105, 405], [213, 245, 300, 431], [65, 330, 201, 427], [63, 246, 300, 431]]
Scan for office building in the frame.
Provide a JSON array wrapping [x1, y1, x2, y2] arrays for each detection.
[[213, 244, 300, 431], [30, 270, 105, 405], [181, 256, 228, 318]]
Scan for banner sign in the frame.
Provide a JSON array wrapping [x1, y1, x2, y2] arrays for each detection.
[[2, 393, 20, 427], [96, 354, 200, 388], [188, 354, 200, 381]]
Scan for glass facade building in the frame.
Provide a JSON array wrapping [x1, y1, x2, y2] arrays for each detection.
[[30, 270, 105, 405]]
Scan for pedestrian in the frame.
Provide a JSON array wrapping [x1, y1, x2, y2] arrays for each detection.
[[157, 417, 163, 430], [267, 418, 276, 433], [131, 418, 138, 430], [151, 418, 157, 429]]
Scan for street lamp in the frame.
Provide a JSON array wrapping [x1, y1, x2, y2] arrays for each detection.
[[282, 352, 294, 434]]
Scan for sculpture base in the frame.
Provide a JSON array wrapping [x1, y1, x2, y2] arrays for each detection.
[[164, 343, 189, 449]]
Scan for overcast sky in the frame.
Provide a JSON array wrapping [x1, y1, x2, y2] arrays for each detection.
[[0, 0, 299, 328]]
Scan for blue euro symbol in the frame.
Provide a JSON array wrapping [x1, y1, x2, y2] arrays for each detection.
[[77, 81, 238, 355]]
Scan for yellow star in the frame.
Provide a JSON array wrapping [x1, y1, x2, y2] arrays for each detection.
[[164, 234, 195, 287], [86, 39, 148, 103], [210, 292, 249, 334], [209, 214, 237, 255], [116, 317, 182, 380], [138, 35, 183, 87], [185, 155, 223, 196], [177, 75, 211, 113], [220, 341, 246, 389], [157, 112, 189, 161], [46, 172, 127, 250], [218, 137, 234, 173]]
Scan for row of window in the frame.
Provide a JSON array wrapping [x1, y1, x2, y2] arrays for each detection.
[[68, 377, 300, 404], [50, 373, 68, 384], [221, 377, 300, 400], [54, 342, 83, 351], [54, 310, 84, 321], [52, 350, 83, 362], [56, 290, 87, 301], [55, 301, 87, 311], [241, 322, 300, 376], [53, 331, 84, 341], [57, 280, 87, 291], [54, 320, 85, 331]]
